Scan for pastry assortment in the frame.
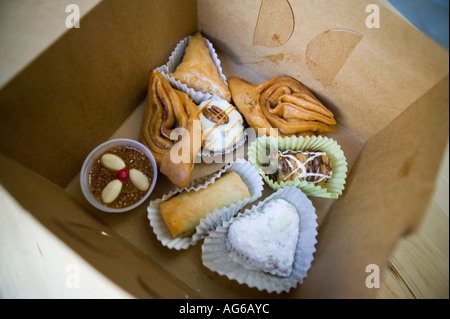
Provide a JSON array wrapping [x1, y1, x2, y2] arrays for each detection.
[[82, 31, 349, 293]]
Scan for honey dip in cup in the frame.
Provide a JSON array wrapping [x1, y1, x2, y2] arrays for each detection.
[[81, 139, 157, 213]]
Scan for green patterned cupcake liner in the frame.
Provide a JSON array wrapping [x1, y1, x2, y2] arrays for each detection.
[[248, 135, 348, 198]]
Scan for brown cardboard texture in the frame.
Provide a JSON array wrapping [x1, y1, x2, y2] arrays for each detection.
[[0, 0, 448, 298]]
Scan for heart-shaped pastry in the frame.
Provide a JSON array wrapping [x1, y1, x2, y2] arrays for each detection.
[[226, 198, 300, 277]]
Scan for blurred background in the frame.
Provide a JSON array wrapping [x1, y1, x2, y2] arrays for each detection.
[[388, 0, 449, 50]]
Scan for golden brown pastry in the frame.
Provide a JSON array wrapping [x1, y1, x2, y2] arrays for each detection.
[[141, 69, 202, 188], [160, 172, 251, 238], [170, 32, 231, 101], [227, 77, 276, 136], [269, 150, 332, 187], [228, 76, 336, 136]]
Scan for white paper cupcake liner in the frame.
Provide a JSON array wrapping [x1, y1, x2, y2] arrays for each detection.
[[201, 187, 318, 294], [156, 34, 228, 104], [147, 160, 264, 250]]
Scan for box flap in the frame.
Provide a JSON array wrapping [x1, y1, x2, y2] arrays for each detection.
[[0, 151, 202, 298], [0, 0, 101, 89], [294, 75, 449, 298], [0, 0, 197, 187], [198, 0, 449, 139]]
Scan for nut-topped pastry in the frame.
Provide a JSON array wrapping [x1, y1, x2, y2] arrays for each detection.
[[269, 150, 333, 187], [248, 135, 347, 198], [198, 99, 245, 153], [88, 145, 154, 209]]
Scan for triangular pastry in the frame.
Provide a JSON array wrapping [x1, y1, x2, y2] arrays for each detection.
[[141, 69, 202, 188], [170, 32, 231, 101], [227, 76, 276, 136]]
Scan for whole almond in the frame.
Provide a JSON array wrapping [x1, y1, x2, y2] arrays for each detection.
[[129, 168, 150, 192], [101, 179, 122, 203], [101, 153, 126, 171]]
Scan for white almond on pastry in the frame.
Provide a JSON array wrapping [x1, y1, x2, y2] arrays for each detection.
[[101, 179, 123, 204], [101, 153, 126, 171], [226, 199, 300, 277], [129, 168, 150, 192]]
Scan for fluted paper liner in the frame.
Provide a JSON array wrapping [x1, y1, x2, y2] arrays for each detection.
[[156, 34, 228, 104], [201, 187, 318, 294], [248, 135, 348, 198], [147, 160, 264, 250]]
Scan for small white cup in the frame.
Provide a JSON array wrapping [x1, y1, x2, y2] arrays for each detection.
[[80, 138, 158, 213]]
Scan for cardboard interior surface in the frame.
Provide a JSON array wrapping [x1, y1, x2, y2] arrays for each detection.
[[0, 0, 197, 187], [0, 0, 448, 298]]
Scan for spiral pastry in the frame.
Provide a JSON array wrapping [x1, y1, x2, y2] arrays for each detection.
[[141, 70, 202, 187], [229, 76, 336, 136]]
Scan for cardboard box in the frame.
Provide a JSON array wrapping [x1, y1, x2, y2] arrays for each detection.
[[0, 0, 448, 298]]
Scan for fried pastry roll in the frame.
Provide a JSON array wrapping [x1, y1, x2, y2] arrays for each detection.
[[160, 172, 250, 238]]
